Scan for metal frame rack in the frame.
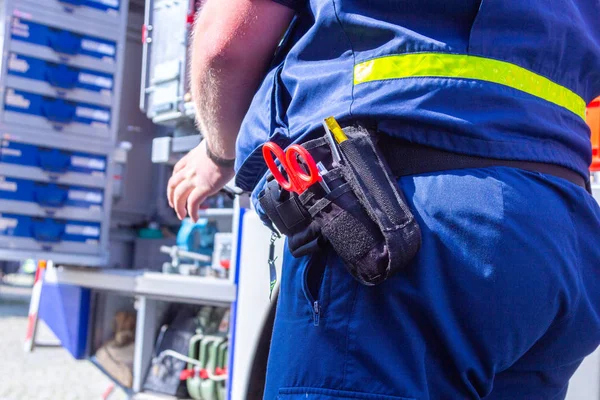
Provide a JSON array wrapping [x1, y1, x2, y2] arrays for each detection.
[[140, 0, 198, 125], [0, 0, 130, 266]]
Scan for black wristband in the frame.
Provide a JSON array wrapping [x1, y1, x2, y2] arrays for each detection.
[[206, 142, 236, 168]]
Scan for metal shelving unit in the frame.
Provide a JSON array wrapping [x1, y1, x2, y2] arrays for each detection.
[[39, 199, 284, 400], [0, 0, 131, 266], [11, 1, 281, 399]]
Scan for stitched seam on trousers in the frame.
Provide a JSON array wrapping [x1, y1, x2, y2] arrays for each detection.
[[342, 280, 360, 388]]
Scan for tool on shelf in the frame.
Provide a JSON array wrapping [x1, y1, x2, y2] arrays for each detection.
[[161, 218, 222, 276]]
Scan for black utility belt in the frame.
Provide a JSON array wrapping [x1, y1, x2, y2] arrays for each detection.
[[378, 136, 590, 192], [259, 121, 589, 287]]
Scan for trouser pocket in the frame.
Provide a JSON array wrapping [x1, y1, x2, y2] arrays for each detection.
[[277, 387, 415, 399], [300, 250, 331, 326]]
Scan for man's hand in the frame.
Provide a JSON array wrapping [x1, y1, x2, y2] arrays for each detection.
[[167, 140, 235, 222]]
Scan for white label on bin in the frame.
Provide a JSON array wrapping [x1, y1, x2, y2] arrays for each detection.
[[78, 73, 113, 89], [91, 0, 119, 7], [81, 39, 116, 57], [5, 89, 30, 109], [76, 107, 110, 122], [0, 148, 22, 157], [71, 156, 105, 170], [11, 18, 28, 30], [11, 19, 30, 38], [0, 217, 17, 230], [10, 28, 29, 38], [0, 180, 17, 192], [8, 54, 29, 73], [68, 190, 103, 204], [65, 224, 100, 237]]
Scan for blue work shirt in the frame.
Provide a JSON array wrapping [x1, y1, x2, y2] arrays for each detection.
[[235, 0, 600, 207]]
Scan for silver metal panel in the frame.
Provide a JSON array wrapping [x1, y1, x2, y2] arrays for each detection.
[[230, 209, 284, 400], [135, 273, 237, 305], [0, 235, 102, 254], [0, 247, 106, 265], [132, 296, 159, 393], [138, 0, 152, 113], [0, 164, 106, 189], [6, 75, 113, 108], [141, 0, 195, 124], [0, 199, 104, 222], [171, 133, 201, 153], [151, 136, 172, 163], [0, 121, 113, 154], [13, 3, 120, 41], [44, 266, 140, 291], [22, 0, 122, 27], [9, 41, 116, 74], [3, 111, 111, 140], [110, 30, 158, 220]]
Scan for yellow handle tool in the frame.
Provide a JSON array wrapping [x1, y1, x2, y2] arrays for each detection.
[[324, 116, 348, 143]]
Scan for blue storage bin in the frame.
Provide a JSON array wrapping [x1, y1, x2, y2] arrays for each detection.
[[0, 177, 104, 210], [0, 140, 107, 176], [11, 18, 117, 63], [8, 53, 114, 94], [0, 213, 101, 244], [4, 89, 111, 128]]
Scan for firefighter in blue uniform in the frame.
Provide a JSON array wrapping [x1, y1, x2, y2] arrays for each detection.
[[168, 0, 600, 398]]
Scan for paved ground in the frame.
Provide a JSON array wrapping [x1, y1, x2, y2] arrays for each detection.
[[0, 282, 127, 400]]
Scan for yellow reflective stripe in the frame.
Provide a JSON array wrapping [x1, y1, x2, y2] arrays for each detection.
[[354, 53, 586, 120]]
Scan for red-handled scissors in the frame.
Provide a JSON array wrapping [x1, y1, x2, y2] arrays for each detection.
[[262, 142, 322, 194]]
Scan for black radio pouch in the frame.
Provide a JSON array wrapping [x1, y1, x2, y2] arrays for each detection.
[[258, 125, 422, 286]]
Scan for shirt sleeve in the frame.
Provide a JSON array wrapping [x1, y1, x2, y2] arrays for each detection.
[[271, 0, 305, 12]]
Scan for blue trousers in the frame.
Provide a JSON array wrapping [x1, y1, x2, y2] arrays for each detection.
[[264, 167, 600, 400]]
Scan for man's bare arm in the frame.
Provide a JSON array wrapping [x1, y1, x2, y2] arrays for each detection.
[[191, 0, 294, 159], [167, 0, 293, 221]]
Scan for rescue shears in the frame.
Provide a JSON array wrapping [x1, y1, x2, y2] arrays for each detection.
[[262, 142, 324, 194]]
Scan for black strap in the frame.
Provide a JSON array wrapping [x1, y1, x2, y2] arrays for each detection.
[[378, 137, 591, 193], [206, 142, 236, 168]]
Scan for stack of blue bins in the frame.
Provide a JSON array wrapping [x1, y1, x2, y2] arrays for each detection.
[[0, 0, 126, 266]]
